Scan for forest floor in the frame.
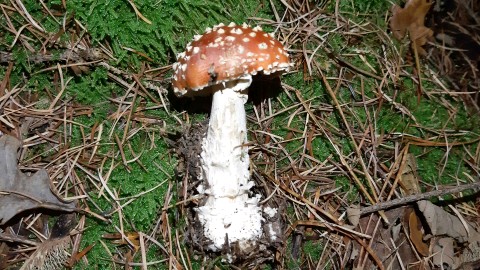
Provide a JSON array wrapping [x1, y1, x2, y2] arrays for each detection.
[[1, 0, 480, 269]]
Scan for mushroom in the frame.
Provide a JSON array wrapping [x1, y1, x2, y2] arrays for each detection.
[[172, 22, 292, 253]]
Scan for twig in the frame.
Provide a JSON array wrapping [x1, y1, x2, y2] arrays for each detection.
[[0, 232, 39, 246], [126, 0, 152, 24], [0, 49, 104, 64], [325, 48, 383, 81], [360, 181, 480, 215]]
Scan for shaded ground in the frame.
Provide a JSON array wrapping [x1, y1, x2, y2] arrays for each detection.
[[0, 0, 480, 269], [428, 0, 480, 111]]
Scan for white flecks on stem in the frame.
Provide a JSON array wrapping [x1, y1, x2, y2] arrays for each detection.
[[196, 75, 264, 252], [263, 206, 278, 218]]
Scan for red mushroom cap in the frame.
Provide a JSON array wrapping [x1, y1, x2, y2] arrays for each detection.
[[172, 22, 293, 97]]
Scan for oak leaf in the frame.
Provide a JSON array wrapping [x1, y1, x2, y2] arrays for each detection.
[[417, 200, 480, 244], [390, 0, 433, 55], [0, 135, 75, 225], [417, 200, 480, 268]]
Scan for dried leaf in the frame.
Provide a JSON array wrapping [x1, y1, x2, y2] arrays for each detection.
[[0, 242, 10, 269], [457, 242, 480, 269], [355, 207, 418, 269], [346, 205, 360, 226], [398, 154, 430, 256], [69, 64, 90, 76], [399, 154, 421, 195], [417, 200, 480, 244], [103, 231, 140, 251], [0, 135, 75, 225], [417, 200, 480, 268], [432, 237, 455, 268], [390, 0, 434, 55], [409, 210, 429, 256]]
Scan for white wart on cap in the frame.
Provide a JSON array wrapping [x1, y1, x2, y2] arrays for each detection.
[[172, 22, 292, 97]]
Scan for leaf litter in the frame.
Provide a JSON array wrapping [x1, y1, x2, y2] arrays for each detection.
[[0, 135, 75, 225], [2, 0, 480, 269], [390, 0, 434, 55]]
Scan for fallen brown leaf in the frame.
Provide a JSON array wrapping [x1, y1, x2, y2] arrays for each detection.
[[355, 207, 419, 269], [0, 135, 76, 225], [417, 200, 480, 244], [103, 231, 140, 251], [398, 154, 430, 257], [0, 242, 10, 269], [417, 200, 480, 268], [408, 210, 429, 256], [390, 0, 433, 55], [432, 237, 455, 268], [399, 153, 422, 195]]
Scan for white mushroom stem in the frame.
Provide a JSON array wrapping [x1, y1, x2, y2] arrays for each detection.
[[196, 75, 263, 252]]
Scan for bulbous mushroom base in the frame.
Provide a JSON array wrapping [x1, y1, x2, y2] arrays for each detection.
[[196, 195, 263, 252], [177, 119, 283, 265]]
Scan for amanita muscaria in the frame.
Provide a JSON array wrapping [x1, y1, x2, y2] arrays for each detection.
[[172, 22, 292, 253]]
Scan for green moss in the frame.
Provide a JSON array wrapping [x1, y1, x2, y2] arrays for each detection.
[[303, 239, 323, 262], [4, 0, 479, 268], [332, 0, 390, 17], [67, 0, 272, 66]]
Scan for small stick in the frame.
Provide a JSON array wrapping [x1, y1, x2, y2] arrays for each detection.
[[0, 49, 104, 64], [360, 181, 480, 215]]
